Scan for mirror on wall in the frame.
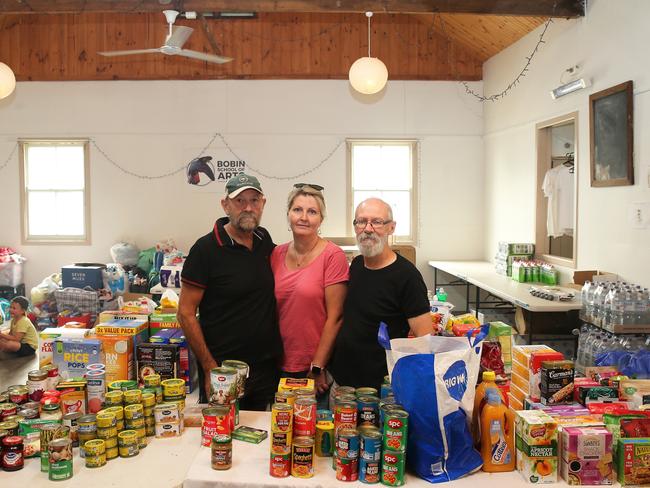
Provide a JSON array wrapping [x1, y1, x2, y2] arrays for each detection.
[[535, 113, 578, 267]]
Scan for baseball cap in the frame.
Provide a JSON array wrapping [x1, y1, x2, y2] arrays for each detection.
[[225, 173, 264, 198]]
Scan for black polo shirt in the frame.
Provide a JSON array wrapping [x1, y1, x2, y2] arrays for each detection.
[[181, 217, 283, 366]]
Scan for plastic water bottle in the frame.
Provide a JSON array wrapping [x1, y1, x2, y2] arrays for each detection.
[[624, 287, 636, 325], [581, 281, 592, 319], [576, 323, 591, 370], [584, 281, 596, 322]]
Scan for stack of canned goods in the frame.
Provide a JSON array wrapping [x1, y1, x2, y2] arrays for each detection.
[[269, 402, 293, 477], [142, 374, 161, 435], [39, 424, 70, 476], [77, 414, 98, 459], [208, 366, 240, 426], [95, 410, 119, 460], [154, 402, 183, 438], [84, 439, 107, 468], [380, 408, 409, 486], [117, 430, 139, 458]]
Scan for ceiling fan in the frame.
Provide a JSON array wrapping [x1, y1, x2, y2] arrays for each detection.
[[98, 10, 233, 64]]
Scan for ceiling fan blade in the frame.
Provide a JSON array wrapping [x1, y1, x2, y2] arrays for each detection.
[[98, 48, 162, 57], [166, 26, 194, 49], [178, 49, 233, 64]]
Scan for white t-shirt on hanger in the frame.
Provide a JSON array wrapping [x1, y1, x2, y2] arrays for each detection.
[[542, 164, 574, 237]]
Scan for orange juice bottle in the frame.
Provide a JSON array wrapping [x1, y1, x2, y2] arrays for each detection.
[[472, 371, 502, 447], [480, 390, 515, 472]]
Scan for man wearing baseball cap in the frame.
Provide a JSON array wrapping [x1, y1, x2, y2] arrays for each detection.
[[179, 173, 283, 410]]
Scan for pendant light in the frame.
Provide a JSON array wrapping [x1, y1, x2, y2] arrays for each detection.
[[348, 12, 388, 95], [0, 62, 16, 99]]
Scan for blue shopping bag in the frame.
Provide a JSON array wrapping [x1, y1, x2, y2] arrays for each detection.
[[380, 324, 488, 483]]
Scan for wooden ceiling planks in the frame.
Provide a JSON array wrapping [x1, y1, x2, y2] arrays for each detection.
[[0, 11, 547, 82]]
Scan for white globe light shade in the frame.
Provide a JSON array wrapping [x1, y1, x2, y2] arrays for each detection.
[[0, 62, 16, 100], [348, 57, 388, 95]]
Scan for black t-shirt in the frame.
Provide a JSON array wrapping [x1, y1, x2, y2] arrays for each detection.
[[329, 254, 430, 391], [181, 217, 283, 366]]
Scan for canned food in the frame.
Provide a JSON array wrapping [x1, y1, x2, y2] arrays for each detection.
[[143, 374, 161, 388], [379, 400, 400, 428], [78, 434, 97, 458], [221, 360, 249, 399], [124, 404, 144, 420], [102, 436, 118, 449], [356, 387, 378, 398], [211, 434, 232, 470], [105, 446, 119, 460], [126, 418, 145, 429], [271, 403, 293, 433], [83, 439, 106, 456], [103, 390, 123, 407], [315, 420, 334, 457], [17, 408, 38, 420], [335, 386, 356, 397], [108, 380, 138, 392], [43, 364, 60, 391], [291, 436, 314, 478], [62, 411, 82, 447], [357, 396, 380, 428], [154, 403, 180, 424], [144, 407, 154, 418], [0, 420, 19, 436], [294, 397, 317, 437], [209, 368, 238, 405], [123, 389, 142, 405], [271, 430, 293, 453], [382, 409, 408, 452], [274, 390, 296, 406], [335, 400, 358, 435], [165, 398, 186, 413], [269, 447, 291, 477], [336, 455, 359, 481], [155, 422, 182, 438], [202, 406, 231, 447], [22, 401, 41, 412], [380, 383, 393, 400], [360, 427, 382, 461], [27, 370, 48, 402], [8, 385, 29, 405], [161, 378, 186, 398], [103, 406, 124, 421], [0, 403, 18, 420], [39, 424, 70, 473], [97, 426, 118, 439], [77, 417, 98, 440], [85, 369, 106, 414], [141, 392, 156, 407], [336, 428, 360, 459], [294, 387, 316, 399], [48, 438, 73, 481], [96, 411, 117, 429], [85, 453, 107, 468], [381, 450, 406, 486], [118, 430, 139, 457], [360, 458, 381, 484], [145, 425, 155, 437]]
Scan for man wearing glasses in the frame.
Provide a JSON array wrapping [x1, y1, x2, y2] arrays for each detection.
[[178, 173, 283, 410], [329, 198, 432, 393]]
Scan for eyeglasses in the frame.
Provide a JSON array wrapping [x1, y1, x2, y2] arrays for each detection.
[[353, 218, 393, 230], [293, 183, 324, 191]]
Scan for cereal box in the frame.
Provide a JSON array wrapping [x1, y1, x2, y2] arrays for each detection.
[[96, 334, 133, 382], [515, 410, 559, 483], [561, 426, 613, 485], [617, 438, 650, 485], [52, 338, 102, 380], [38, 328, 89, 368]]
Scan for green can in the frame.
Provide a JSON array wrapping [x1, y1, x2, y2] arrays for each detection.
[[381, 450, 406, 486], [40, 424, 70, 472], [108, 380, 138, 392], [382, 409, 408, 452], [48, 437, 73, 481]]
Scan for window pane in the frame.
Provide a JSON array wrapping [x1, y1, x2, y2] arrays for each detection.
[[55, 146, 85, 189], [55, 192, 85, 235], [353, 190, 410, 237], [352, 145, 411, 190], [28, 191, 58, 235], [27, 145, 84, 190]]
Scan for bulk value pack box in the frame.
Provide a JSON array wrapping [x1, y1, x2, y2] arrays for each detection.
[[560, 426, 614, 485], [98, 311, 149, 324], [516, 410, 559, 483], [94, 318, 149, 356], [38, 327, 90, 368], [149, 312, 181, 336], [52, 338, 102, 380], [136, 343, 180, 386], [96, 334, 133, 382], [61, 264, 105, 290]]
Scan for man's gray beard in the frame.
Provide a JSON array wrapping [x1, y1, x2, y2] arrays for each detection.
[[230, 212, 259, 232], [357, 233, 384, 257]]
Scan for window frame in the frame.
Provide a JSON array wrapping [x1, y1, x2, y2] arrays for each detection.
[[346, 138, 418, 244], [19, 138, 91, 245]]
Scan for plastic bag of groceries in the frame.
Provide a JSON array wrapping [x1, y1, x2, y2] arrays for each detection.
[[379, 323, 488, 483]]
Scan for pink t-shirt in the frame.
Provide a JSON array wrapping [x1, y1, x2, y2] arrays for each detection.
[[270, 241, 349, 372]]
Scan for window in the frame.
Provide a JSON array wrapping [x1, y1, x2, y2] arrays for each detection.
[[19, 139, 90, 244], [347, 139, 418, 243]]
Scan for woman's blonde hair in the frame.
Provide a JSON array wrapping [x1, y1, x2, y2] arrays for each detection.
[[286, 185, 326, 220]]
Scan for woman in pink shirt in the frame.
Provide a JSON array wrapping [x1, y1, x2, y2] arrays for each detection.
[[270, 184, 349, 406]]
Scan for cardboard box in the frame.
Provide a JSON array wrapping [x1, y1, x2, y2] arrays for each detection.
[[61, 264, 105, 290], [38, 327, 90, 368], [617, 438, 650, 486], [488, 321, 514, 373], [56, 379, 88, 415], [97, 334, 133, 382], [98, 311, 149, 324], [570, 270, 618, 290], [149, 312, 181, 336], [516, 410, 559, 483], [136, 343, 180, 385], [561, 426, 613, 485], [52, 338, 102, 380]]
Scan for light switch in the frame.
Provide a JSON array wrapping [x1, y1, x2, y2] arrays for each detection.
[[628, 202, 650, 229]]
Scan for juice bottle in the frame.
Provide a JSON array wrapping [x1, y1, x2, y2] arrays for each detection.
[[480, 390, 515, 472], [472, 371, 502, 447]]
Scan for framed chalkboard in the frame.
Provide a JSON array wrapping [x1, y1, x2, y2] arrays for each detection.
[[589, 80, 634, 187]]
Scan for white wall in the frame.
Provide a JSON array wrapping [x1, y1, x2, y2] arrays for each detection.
[[0, 80, 485, 291], [483, 0, 650, 287]]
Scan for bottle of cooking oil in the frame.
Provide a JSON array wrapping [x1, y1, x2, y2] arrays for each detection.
[[480, 390, 515, 472]]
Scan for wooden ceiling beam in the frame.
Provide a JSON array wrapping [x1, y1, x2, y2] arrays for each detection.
[[0, 1, 585, 18]]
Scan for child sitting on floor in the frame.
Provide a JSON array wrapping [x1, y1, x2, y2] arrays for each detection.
[[0, 296, 38, 357]]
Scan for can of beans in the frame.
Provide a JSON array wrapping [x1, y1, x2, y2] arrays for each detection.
[[382, 409, 408, 452], [269, 447, 291, 478], [381, 450, 406, 486], [48, 438, 73, 481], [360, 458, 381, 484], [335, 400, 358, 435], [336, 455, 359, 481], [357, 395, 380, 428], [336, 428, 360, 460], [291, 436, 314, 478], [271, 403, 293, 433], [360, 427, 383, 461], [293, 397, 317, 437], [202, 406, 231, 447], [335, 386, 356, 397], [355, 387, 378, 398]]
